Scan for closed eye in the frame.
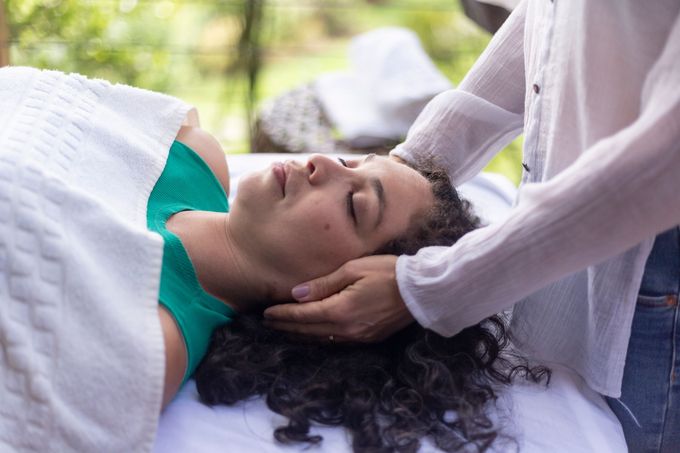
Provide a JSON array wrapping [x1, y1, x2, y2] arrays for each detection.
[[346, 192, 357, 224], [338, 158, 357, 224]]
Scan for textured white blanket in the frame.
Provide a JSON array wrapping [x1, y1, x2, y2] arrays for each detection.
[[0, 67, 194, 452]]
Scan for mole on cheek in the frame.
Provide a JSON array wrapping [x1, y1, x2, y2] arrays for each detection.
[[324, 223, 331, 231]]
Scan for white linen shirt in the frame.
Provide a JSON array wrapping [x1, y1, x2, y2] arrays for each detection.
[[391, 0, 680, 397]]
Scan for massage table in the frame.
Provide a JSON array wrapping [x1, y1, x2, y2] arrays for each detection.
[[153, 153, 627, 453]]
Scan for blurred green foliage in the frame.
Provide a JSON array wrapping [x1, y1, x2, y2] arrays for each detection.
[[5, 0, 523, 184], [7, 0, 174, 90]]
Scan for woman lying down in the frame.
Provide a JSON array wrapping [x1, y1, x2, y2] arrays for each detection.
[[164, 131, 548, 452], [0, 67, 546, 453]]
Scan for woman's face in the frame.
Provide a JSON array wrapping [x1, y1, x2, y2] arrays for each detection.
[[230, 154, 433, 283]]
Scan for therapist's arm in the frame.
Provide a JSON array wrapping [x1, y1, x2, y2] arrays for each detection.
[[397, 26, 680, 336]]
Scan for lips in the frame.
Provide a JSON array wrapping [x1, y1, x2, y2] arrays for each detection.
[[273, 162, 286, 195]]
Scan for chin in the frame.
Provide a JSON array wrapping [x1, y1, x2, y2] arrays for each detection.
[[232, 175, 256, 203], [230, 183, 271, 222]]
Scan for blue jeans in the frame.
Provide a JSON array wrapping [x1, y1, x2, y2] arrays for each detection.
[[606, 227, 680, 452]]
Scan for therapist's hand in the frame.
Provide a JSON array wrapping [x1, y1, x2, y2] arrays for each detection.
[[263, 255, 414, 343]]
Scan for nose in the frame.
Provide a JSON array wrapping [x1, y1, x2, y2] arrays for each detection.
[[306, 154, 349, 185]]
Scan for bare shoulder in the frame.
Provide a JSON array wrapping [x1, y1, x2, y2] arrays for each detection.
[[175, 126, 231, 197]]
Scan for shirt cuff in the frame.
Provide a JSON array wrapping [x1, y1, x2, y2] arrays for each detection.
[[395, 253, 441, 335]]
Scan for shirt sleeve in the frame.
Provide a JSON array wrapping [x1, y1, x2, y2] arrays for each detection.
[[390, 0, 527, 186], [396, 14, 680, 337]]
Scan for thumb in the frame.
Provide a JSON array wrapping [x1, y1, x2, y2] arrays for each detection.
[[291, 261, 360, 302]]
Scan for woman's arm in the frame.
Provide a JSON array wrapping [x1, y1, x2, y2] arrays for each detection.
[[159, 306, 187, 409]]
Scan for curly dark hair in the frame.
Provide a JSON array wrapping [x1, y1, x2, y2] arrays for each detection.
[[377, 161, 481, 256], [195, 161, 549, 452]]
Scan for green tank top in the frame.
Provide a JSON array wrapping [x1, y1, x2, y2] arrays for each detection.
[[147, 140, 234, 385]]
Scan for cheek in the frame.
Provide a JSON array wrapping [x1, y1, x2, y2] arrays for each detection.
[[303, 214, 345, 246], [291, 198, 341, 237], [294, 215, 359, 265]]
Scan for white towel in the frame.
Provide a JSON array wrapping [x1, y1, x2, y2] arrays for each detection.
[[0, 67, 194, 452]]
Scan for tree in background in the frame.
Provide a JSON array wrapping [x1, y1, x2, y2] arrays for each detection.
[[0, 0, 9, 66], [231, 0, 265, 148]]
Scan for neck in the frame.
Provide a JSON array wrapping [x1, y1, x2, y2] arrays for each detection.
[[167, 211, 289, 313]]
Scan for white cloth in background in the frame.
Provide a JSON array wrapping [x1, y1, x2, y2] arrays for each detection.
[[391, 0, 680, 397], [314, 28, 452, 144], [0, 67, 193, 452]]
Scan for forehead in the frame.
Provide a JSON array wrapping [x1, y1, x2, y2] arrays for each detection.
[[358, 156, 432, 230], [360, 155, 429, 192]]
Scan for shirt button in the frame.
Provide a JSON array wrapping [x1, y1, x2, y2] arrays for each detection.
[[533, 83, 540, 94]]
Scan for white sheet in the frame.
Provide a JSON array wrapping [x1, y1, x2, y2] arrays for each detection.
[[155, 365, 625, 453], [154, 153, 627, 452]]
